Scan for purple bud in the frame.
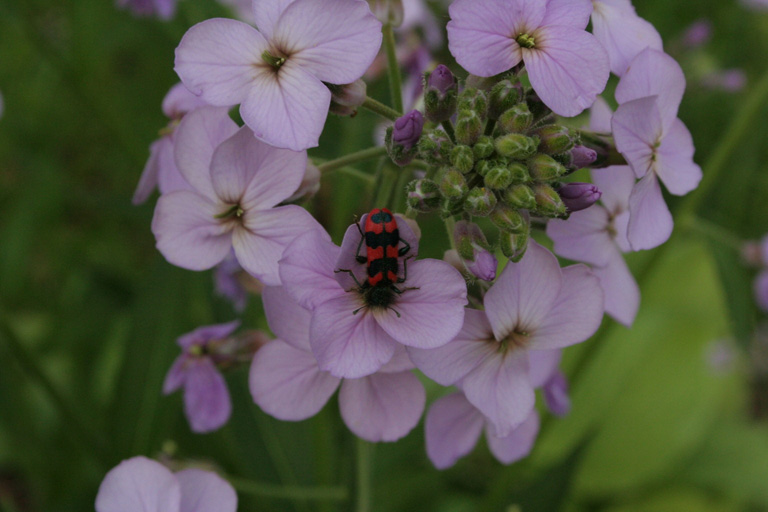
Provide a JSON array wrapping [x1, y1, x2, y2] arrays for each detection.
[[570, 145, 598, 169], [466, 250, 497, 281], [453, 220, 497, 281], [393, 110, 425, 150], [543, 371, 571, 417], [427, 65, 455, 96], [557, 183, 601, 212], [682, 20, 712, 49]]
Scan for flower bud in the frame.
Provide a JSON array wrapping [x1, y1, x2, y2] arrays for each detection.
[[504, 184, 537, 210], [495, 134, 539, 159], [508, 162, 530, 183], [557, 183, 601, 213], [457, 88, 488, 117], [453, 221, 497, 281], [484, 165, 514, 190], [490, 204, 526, 233], [418, 130, 453, 166], [440, 169, 468, 201], [286, 162, 321, 203], [473, 135, 495, 160], [441, 197, 465, 218], [406, 179, 441, 212], [451, 145, 475, 174], [570, 145, 598, 169], [424, 65, 458, 123], [528, 153, 567, 182], [535, 125, 574, 155], [498, 103, 533, 133], [456, 110, 483, 146], [488, 79, 523, 120], [499, 224, 529, 262], [328, 80, 367, 116], [464, 187, 497, 217], [387, 110, 424, 166], [368, 0, 403, 26], [533, 183, 567, 218]]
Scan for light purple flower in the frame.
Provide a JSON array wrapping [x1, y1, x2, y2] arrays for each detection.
[[279, 216, 467, 379], [402, 0, 443, 49], [682, 19, 713, 49], [116, 0, 176, 19], [447, 0, 609, 117], [96, 456, 237, 512], [163, 321, 240, 433], [174, 0, 382, 151], [425, 392, 540, 469], [590, 0, 663, 76], [756, 271, 768, 313], [547, 166, 640, 326], [249, 286, 425, 442], [742, 0, 768, 11], [152, 106, 323, 286], [409, 242, 603, 436]]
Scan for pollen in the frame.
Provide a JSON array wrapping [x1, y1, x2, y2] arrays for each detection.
[[516, 33, 536, 49]]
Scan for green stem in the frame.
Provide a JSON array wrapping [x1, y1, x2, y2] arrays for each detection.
[[362, 97, 402, 121], [228, 477, 348, 502], [375, 165, 399, 207], [441, 121, 457, 143], [316, 146, 388, 174], [355, 438, 373, 512], [444, 216, 458, 252], [484, 118, 497, 136], [382, 23, 404, 114], [686, 216, 744, 251], [392, 167, 414, 213]]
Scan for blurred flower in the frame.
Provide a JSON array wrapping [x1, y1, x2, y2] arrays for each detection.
[[682, 19, 713, 49], [741, 0, 768, 11], [116, 0, 176, 19], [701, 69, 747, 92]]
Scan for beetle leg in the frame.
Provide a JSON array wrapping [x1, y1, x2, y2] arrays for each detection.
[[334, 268, 364, 289]]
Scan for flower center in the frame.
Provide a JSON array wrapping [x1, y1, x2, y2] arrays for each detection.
[[516, 33, 536, 49], [215, 204, 245, 221], [262, 50, 286, 70], [499, 329, 530, 353]]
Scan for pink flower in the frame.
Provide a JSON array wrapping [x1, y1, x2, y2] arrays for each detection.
[[409, 242, 604, 436], [278, 216, 467, 379], [96, 457, 236, 512], [151, 107, 323, 286], [447, 0, 609, 117], [174, 0, 382, 151]]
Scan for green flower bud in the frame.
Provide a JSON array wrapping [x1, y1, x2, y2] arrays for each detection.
[[456, 110, 483, 146], [495, 134, 539, 159], [498, 103, 533, 134], [488, 79, 523, 120], [440, 169, 468, 200], [406, 179, 441, 212], [475, 159, 493, 177], [490, 204, 526, 233], [499, 229, 529, 262], [457, 88, 488, 117], [418, 130, 454, 166], [484, 165, 514, 190], [451, 145, 475, 174], [528, 153, 567, 182], [535, 125, 574, 155], [464, 187, 498, 217], [441, 197, 465, 218], [473, 135, 496, 160], [533, 183, 567, 218], [508, 162, 530, 183], [424, 65, 459, 123], [504, 184, 537, 210]]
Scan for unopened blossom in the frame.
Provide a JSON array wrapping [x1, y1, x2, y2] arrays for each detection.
[[425, 392, 540, 469], [116, 0, 176, 19], [548, 166, 640, 326], [453, 220, 497, 281], [175, 0, 382, 151], [590, 0, 663, 76], [133, 83, 208, 205], [682, 19, 713, 49], [393, 110, 425, 149], [278, 216, 467, 379], [96, 456, 236, 512], [557, 183, 601, 213], [409, 242, 603, 436], [152, 107, 322, 286], [250, 286, 426, 442], [447, 0, 609, 117]]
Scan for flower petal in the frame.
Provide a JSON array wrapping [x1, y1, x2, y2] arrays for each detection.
[[591, 165, 635, 215], [249, 339, 340, 420], [528, 349, 561, 388], [546, 206, 616, 267], [593, 253, 640, 327], [163, 356, 187, 395], [152, 191, 232, 271], [156, 135, 192, 196], [252, 0, 296, 40], [133, 139, 163, 205], [611, 96, 663, 179], [175, 469, 237, 512], [542, 0, 592, 29], [96, 457, 180, 512], [524, 26, 609, 117], [262, 286, 311, 351], [279, 229, 343, 310], [177, 320, 241, 350], [379, 344, 416, 373], [485, 409, 540, 465], [589, 96, 613, 134], [627, 173, 673, 251], [339, 371, 425, 442], [162, 82, 209, 119], [425, 392, 485, 470], [655, 119, 702, 196], [755, 271, 768, 313], [591, 2, 663, 76], [183, 358, 232, 433], [175, 18, 268, 106]]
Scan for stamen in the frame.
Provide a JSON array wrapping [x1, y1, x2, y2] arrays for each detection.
[[516, 33, 536, 49], [215, 204, 245, 220], [261, 50, 286, 70]]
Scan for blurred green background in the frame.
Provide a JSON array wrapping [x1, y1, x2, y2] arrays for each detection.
[[2, 0, 768, 510]]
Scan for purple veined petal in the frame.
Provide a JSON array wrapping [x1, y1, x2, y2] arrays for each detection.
[[627, 172, 673, 251], [279, 229, 344, 311], [589, 96, 613, 134], [96, 457, 181, 512], [152, 191, 233, 271], [163, 356, 188, 395], [447, 0, 524, 77], [373, 259, 468, 349], [593, 252, 640, 327], [395, 214, 421, 257], [407, 309, 497, 386], [273, 0, 382, 84], [175, 469, 237, 512], [379, 344, 415, 373], [177, 320, 241, 350], [484, 241, 562, 342], [461, 345, 535, 437], [425, 392, 485, 470], [611, 96, 663, 179], [183, 358, 232, 433], [133, 139, 164, 205], [485, 408, 540, 465], [543, 371, 571, 416], [175, 18, 268, 106], [613, 210, 632, 253], [546, 206, 617, 267], [162, 82, 209, 119], [335, 221, 370, 291], [523, 26, 609, 117], [655, 118, 702, 196], [173, 106, 239, 200], [262, 286, 311, 351], [249, 339, 340, 420], [156, 135, 193, 196], [591, 165, 635, 215], [541, 0, 592, 29], [528, 348, 561, 388], [233, 205, 323, 286], [339, 370, 426, 442], [252, 0, 296, 40], [755, 271, 768, 313], [615, 49, 685, 131], [591, 1, 663, 76], [240, 60, 331, 151], [529, 264, 604, 350], [310, 293, 399, 378]]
